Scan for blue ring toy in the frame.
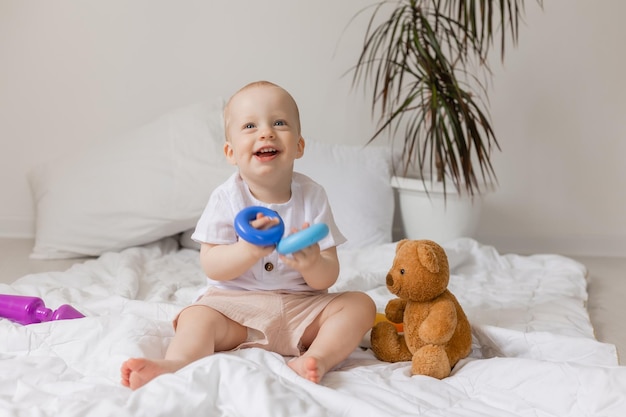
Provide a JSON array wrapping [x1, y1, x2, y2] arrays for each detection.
[[276, 223, 329, 255], [234, 206, 284, 246], [234, 206, 329, 254]]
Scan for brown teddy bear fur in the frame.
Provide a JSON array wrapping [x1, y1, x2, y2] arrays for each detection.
[[371, 239, 472, 378]]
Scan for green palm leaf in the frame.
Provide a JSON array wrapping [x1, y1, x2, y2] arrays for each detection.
[[350, 0, 542, 196]]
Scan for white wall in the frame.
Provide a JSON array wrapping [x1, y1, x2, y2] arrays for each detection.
[[1, 0, 625, 257], [477, 0, 626, 256]]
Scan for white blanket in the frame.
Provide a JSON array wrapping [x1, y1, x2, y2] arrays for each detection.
[[1, 238, 624, 417]]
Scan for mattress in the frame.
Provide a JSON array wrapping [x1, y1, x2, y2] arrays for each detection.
[[0, 237, 624, 416]]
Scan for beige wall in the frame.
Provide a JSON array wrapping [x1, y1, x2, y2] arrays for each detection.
[[1, 0, 624, 257]]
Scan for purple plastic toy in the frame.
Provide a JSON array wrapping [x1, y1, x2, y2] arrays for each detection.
[[0, 294, 85, 325]]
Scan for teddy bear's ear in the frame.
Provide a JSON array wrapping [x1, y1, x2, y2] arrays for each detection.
[[396, 239, 409, 253], [417, 242, 440, 274]]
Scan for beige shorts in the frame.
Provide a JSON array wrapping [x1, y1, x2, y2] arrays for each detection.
[[174, 287, 341, 357]]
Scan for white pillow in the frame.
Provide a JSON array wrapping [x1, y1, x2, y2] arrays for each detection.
[[295, 139, 394, 250], [28, 99, 235, 259], [179, 140, 395, 251]]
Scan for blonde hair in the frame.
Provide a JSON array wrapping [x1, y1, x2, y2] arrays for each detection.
[[224, 81, 301, 140]]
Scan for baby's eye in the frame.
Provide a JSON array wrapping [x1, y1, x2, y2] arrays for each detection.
[[274, 120, 286, 126], [244, 123, 255, 129]]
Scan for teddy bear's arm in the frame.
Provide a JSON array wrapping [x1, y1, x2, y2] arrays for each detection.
[[419, 299, 458, 345], [385, 298, 407, 323]]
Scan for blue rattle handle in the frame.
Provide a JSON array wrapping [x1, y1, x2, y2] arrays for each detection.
[[234, 206, 329, 254], [234, 206, 285, 246], [276, 223, 329, 255]]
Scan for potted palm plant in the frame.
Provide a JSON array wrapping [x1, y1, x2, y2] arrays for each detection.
[[350, 0, 542, 241]]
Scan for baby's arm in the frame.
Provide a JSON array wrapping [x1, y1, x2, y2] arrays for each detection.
[[199, 214, 279, 281], [280, 223, 340, 290], [298, 246, 340, 290]]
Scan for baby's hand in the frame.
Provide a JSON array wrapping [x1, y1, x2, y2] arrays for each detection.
[[249, 212, 281, 231], [279, 223, 321, 271], [240, 213, 281, 258]]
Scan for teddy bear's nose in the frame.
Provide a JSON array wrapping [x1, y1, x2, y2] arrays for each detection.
[[386, 273, 394, 287]]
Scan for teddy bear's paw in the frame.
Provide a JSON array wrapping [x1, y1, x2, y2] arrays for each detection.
[[371, 322, 412, 363], [411, 345, 451, 379]]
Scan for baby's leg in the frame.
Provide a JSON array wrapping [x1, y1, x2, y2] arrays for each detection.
[[288, 291, 375, 383], [121, 305, 247, 390]]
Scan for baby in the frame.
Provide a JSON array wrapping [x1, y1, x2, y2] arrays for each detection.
[[121, 81, 376, 390]]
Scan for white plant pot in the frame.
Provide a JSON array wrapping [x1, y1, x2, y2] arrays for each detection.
[[391, 176, 488, 243]]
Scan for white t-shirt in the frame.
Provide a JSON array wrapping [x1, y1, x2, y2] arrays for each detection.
[[191, 171, 346, 292]]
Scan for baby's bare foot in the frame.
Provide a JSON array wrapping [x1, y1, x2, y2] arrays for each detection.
[[288, 355, 326, 384], [120, 358, 185, 390]]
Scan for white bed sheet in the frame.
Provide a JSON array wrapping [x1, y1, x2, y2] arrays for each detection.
[[0, 238, 624, 417]]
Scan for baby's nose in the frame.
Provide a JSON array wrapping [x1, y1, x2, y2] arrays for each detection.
[[259, 127, 275, 139]]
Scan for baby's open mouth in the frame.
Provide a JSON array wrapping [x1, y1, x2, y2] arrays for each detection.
[[254, 148, 279, 157]]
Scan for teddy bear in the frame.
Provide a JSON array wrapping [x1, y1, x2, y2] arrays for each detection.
[[371, 239, 472, 379]]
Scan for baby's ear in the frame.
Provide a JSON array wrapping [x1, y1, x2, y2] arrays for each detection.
[[223, 141, 237, 165], [296, 137, 305, 159]]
